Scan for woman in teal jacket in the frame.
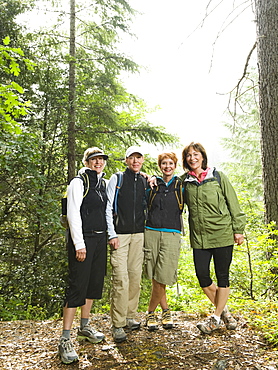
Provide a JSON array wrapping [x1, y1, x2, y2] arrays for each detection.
[[182, 142, 246, 335]]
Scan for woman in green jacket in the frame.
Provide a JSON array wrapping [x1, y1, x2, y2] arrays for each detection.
[[182, 142, 246, 335]]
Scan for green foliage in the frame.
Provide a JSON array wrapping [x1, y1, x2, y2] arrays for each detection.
[[0, 295, 48, 321], [0, 37, 34, 133], [231, 219, 278, 298], [221, 71, 262, 199], [228, 299, 278, 347], [208, 71, 278, 344], [0, 0, 33, 44], [1, 0, 278, 351], [217, 71, 278, 344], [138, 276, 152, 312], [0, 0, 177, 323]]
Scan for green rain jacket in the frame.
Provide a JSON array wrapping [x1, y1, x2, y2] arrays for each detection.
[[184, 167, 246, 249]]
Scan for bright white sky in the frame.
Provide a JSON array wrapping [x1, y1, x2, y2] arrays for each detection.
[[119, 0, 257, 166]]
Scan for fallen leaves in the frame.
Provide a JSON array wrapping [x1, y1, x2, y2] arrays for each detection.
[[0, 312, 277, 369]]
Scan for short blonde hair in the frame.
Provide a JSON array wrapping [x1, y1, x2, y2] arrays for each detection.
[[82, 147, 107, 165], [157, 152, 178, 167]]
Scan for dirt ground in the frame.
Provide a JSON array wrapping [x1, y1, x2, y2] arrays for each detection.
[[0, 311, 278, 370]]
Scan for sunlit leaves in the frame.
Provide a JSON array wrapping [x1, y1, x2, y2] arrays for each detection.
[[0, 37, 35, 133]]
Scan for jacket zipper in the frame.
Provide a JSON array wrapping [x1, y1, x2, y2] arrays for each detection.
[[133, 174, 138, 232]]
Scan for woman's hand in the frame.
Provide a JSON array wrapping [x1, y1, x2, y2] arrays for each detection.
[[140, 171, 151, 181], [148, 175, 157, 189], [109, 237, 120, 250], [234, 234, 244, 245], [76, 248, 86, 262]]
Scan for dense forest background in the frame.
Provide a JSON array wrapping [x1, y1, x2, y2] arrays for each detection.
[[1, 0, 278, 347]]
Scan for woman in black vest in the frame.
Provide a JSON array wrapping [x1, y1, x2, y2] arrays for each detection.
[[58, 147, 108, 364], [144, 152, 184, 331]]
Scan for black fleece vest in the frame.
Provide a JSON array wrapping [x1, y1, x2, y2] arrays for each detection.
[[114, 168, 147, 234], [80, 169, 107, 235]]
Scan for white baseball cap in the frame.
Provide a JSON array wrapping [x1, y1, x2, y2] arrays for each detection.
[[125, 146, 144, 158]]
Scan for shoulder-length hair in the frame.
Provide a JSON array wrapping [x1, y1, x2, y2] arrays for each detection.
[[182, 142, 207, 170]]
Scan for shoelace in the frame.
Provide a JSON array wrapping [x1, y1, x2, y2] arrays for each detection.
[[207, 317, 219, 329], [148, 314, 157, 324], [163, 312, 171, 321], [114, 327, 124, 333], [223, 312, 235, 323], [82, 325, 98, 335], [61, 338, 74, 352]]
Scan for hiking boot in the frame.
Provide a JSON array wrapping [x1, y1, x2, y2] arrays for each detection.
[[112, 326, 127, 343], [146, 312, 159, 331], [196, 316, 221, 334], [77, 324, 105, 343], [125, 318, 141, 330], [58, 337, 79, 364], [221, 307, 237, 330], [162, 309, 173, 329]]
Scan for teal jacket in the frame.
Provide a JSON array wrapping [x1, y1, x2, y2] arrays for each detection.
[[183, 167, 246, 249]]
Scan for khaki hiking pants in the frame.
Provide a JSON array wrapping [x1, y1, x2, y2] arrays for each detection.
[[110, 233, 144, 328]]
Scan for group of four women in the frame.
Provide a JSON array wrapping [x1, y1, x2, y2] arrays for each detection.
[[58, 142, 245, 364]]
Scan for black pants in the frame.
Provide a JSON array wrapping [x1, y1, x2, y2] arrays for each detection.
[[193, 245, 233, 288], [64, 233, 107, 308]]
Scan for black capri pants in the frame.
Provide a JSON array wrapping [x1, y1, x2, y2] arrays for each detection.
[[64, 232, 107, 308], [193, 245, 233, 288]]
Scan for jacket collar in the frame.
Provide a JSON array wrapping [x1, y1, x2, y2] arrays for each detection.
[[125, 167, 140, 177], [156, 175, 177, 186], [184, 167, 215, 184]]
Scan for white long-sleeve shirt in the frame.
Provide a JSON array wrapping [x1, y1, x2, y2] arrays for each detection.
[[105, 173, 118, 240]]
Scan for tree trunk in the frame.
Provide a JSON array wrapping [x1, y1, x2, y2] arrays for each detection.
[[255, 0, 278, 225], [68, 0, 76, 181]]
